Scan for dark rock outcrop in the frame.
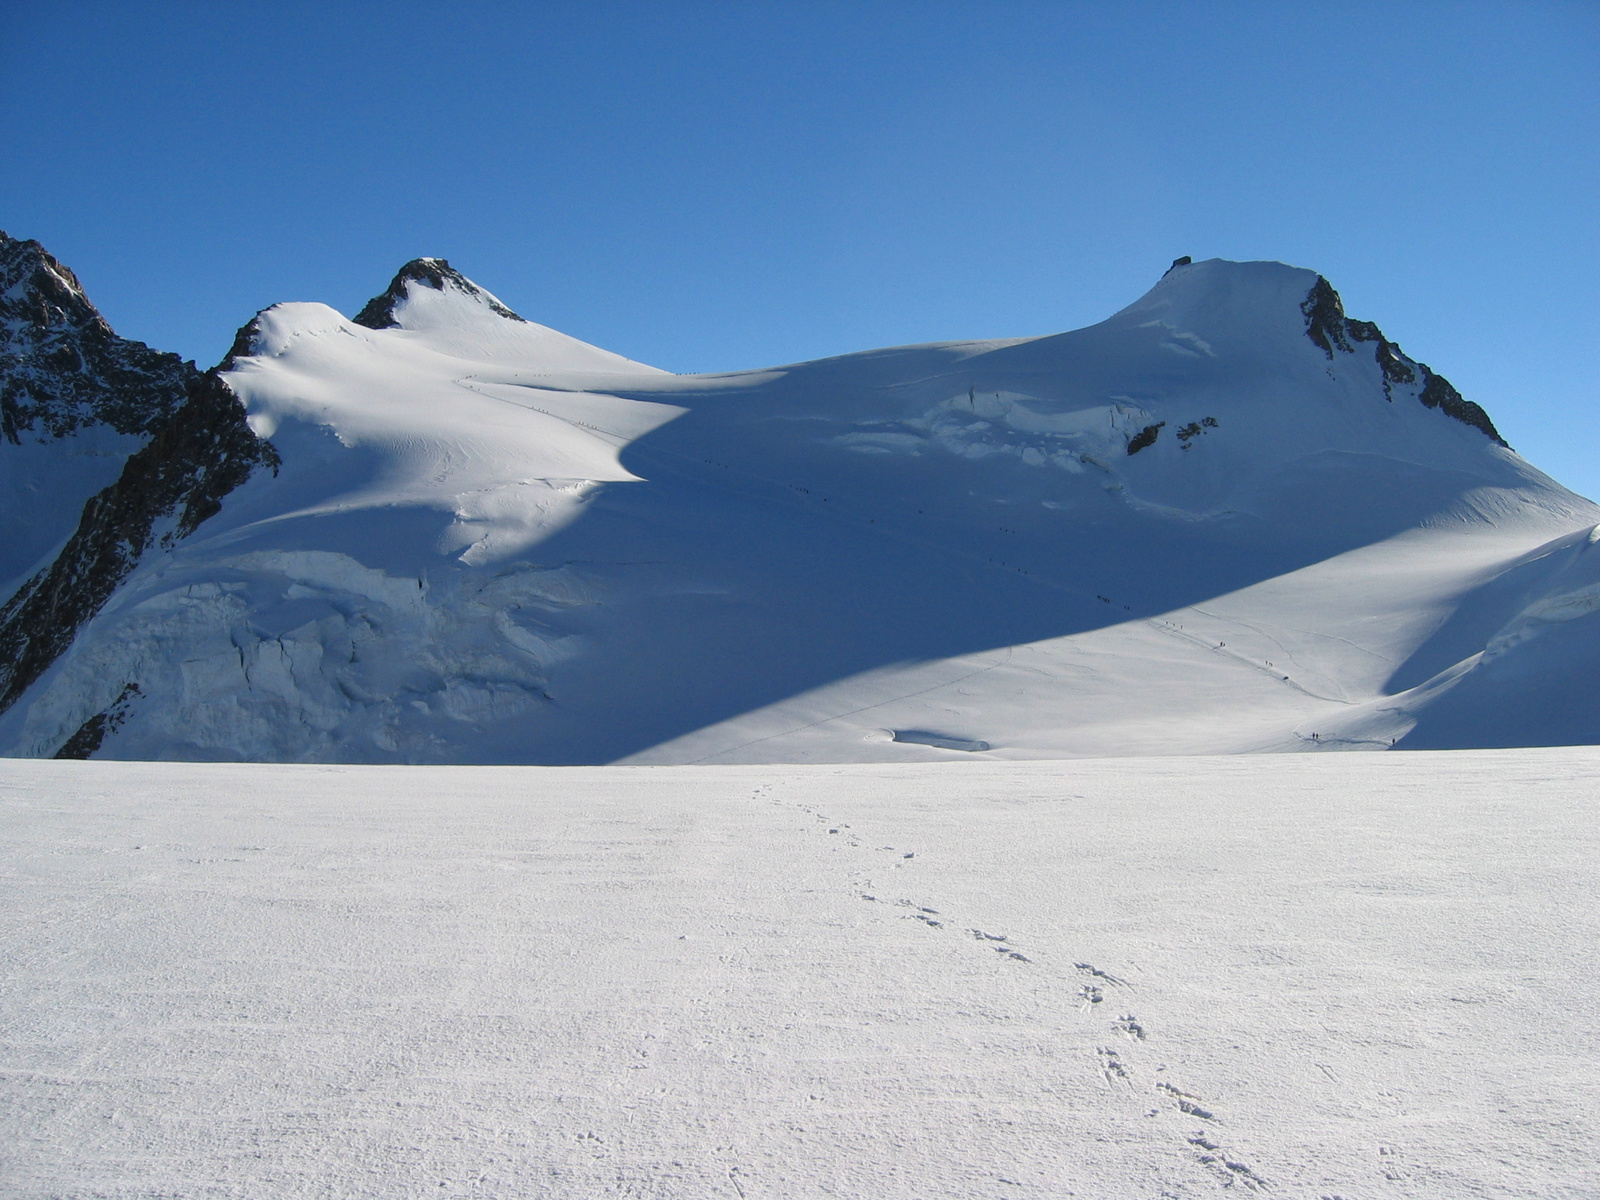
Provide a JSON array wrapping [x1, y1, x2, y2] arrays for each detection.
[[1301, 275, 1506, 446], [217, 311, 265, 373], [1342, 319, 1416, 392], [1301, 276, 1354, 359], [352, 256, 524, 329], [1127, 422, 1165, 455], [1418, 368, 1504, 446], [1176, 417, 1219, 449], [53, 682, 141, 759]]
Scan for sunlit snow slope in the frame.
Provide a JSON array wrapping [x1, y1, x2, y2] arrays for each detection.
[[4, 257, 1596, 761]]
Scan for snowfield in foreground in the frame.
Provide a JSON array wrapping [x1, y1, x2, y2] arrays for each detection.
[[2, 752, 1595, 1198]]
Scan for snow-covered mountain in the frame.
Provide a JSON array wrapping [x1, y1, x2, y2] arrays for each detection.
[[2, 238, 1596, 762]]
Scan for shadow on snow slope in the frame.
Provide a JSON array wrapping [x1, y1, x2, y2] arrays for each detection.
[[463, 354, 1556, 763], [16, 257, 1591, 763]]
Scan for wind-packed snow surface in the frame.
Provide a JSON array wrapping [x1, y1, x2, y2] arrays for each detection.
[[6, 256, 1598, 762], [2, 752, 1596, 1197]]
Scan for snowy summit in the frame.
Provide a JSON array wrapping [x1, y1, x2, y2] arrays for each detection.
[[3, 237, 1598, 763]]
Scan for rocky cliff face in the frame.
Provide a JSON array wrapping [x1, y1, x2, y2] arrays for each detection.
[[0, 232, 279, 725], [0, 232, 194, 441]]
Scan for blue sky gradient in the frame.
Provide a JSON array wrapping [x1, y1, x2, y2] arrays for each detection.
[[4, 1, 1597, 495]]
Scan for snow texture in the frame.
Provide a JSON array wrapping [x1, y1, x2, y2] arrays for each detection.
[[2, 751, 1596, 1197]]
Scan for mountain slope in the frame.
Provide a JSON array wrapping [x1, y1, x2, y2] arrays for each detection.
[[0, 249, 1593, 762], [0, 233, 278, 732], [0, 232, 198, 593]]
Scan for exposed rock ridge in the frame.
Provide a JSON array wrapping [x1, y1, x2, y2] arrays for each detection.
[[351, 257, 526, 329], [0, 230, 194, 441], [0, 371, 279, 716], [1301, 276, 1506, 447]]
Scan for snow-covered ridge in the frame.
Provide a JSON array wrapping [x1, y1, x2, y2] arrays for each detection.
[[3, 246, 1597, 762], [351, 256, 526, 328], [218, 295, 686, 565], [339, 254, 669, 375]]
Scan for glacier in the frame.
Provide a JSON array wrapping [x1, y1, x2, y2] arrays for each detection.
[[4, 240, 1599, 1198], [3, 244, 1597, 762]]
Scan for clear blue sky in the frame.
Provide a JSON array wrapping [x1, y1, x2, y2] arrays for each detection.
[[5, 2, 1597, 496]]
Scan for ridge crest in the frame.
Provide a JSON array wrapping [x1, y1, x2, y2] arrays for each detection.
[[351, 257, 525, 330]]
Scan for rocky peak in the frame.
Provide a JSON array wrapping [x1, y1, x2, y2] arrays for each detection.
[[217, 311, 267, 373], [1300, 274, 1506, 447], [0, 232, 282, 725], [351, 256, 526, 330], [0, 230, 195, 442], [1, 231, 104, 340]]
